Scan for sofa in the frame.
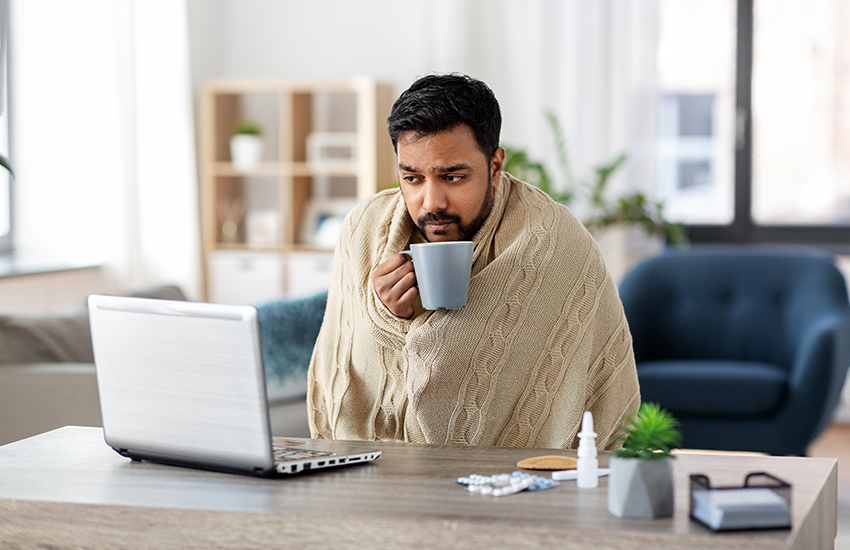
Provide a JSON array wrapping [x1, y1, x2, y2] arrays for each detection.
[[0, 286, 320, 446]]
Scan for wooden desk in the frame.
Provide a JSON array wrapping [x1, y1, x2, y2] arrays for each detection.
[[0, 427, 836, 549]]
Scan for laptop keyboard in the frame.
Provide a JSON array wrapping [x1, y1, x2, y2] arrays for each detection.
[[273, 446, 334, 462]]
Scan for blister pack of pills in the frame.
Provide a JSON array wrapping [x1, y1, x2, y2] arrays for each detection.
[[455, 471, 559, 497]]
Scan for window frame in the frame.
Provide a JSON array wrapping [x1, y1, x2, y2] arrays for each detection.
[[684, 0, 850, 253]]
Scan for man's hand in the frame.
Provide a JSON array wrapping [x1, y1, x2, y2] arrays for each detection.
[[370, 254, 419, 319]]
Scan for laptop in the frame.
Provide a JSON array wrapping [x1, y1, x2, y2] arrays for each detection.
[[88, 294, 381, 477]]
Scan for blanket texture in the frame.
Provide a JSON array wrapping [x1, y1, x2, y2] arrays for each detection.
[[308, 173, 640, 449], [258, 291, 327, 388]]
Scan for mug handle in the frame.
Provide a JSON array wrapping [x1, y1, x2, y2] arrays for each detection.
[[399, 251, 417, 287]]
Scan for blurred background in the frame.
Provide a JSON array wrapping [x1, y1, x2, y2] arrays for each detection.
[[3, 0, 848, 305], [2, 2, 850, 544]]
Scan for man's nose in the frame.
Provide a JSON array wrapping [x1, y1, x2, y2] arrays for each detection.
[[421, 180, 448, 212]]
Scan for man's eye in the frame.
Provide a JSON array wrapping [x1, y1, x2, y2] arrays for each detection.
[[445, 175, 464, 182], [402, 175, 420, 183]]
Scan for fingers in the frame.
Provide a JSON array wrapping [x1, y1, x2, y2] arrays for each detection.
[[370, 254, 419, 318], [373, 254, 412, 283]]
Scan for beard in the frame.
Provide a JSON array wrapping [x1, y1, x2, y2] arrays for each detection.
[[416, 181, 495, 242]]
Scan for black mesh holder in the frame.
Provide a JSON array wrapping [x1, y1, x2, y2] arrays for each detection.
[[689, 472, 792, 532]]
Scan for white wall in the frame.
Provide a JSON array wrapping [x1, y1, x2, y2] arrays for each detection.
[[185, 0, 632, 192], [188, 0, 429, 102]]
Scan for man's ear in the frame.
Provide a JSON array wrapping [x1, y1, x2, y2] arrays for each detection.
[[490, 147, 505, 185]]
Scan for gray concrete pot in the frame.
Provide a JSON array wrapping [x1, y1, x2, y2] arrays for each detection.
[[607, 455, 674, 519]]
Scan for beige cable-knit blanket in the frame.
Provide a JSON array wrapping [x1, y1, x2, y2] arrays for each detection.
[[308, 173, 640, 449]]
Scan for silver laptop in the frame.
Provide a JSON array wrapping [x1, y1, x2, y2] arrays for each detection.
[[88, 294, 381, 477]]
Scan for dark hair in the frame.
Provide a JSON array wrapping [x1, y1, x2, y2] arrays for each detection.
[[387, 73, 502, 159]]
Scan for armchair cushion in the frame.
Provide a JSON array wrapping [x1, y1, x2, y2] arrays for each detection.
[[638, 360, 787, 417]]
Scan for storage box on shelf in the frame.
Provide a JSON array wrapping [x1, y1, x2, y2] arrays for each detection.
[[200, 77, 396, 304]]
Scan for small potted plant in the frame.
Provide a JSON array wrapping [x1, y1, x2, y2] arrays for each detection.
[[607, 402, 682, 519], [230, 120, 264, 171]]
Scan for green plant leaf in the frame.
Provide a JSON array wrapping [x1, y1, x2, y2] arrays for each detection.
[[234, 120, 263, 136], [503, 146, 554, 197], [612, 402, 682, 460], [506, 111, 689, 248], [545, 109, 575, 194], [592, 153, 627, 206]]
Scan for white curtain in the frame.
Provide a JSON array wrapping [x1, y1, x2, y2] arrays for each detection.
[[421, 0, 656, 214], [11, 0, 200, 299], [418, 0, 657, 279]]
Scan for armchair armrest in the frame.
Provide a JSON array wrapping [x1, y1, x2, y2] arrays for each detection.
[[785, 312, 850, 439]]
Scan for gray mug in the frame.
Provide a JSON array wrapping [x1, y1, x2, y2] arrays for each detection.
[[401, 241, 474, 310]]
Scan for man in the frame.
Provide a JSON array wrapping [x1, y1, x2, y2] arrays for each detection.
[[308, 73, 640, 449]]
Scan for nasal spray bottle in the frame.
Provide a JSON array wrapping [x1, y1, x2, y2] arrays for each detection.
[[576, 411, 598, 489]]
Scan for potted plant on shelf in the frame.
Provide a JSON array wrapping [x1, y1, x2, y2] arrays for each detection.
[[230, 120, 264, 171], [607, 402, 682, 519]]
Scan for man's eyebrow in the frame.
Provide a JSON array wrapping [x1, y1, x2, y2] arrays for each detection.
[[398, 163, 473, 173], [437, 163, 473, 172]]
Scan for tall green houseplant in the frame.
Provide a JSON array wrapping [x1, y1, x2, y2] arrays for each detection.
[[503, 111, 686, 247]]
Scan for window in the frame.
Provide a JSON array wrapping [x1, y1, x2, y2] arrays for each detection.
[[655, 0, 850, 250], [751, 0, 850, 226], [653, 0, 737, 227], [658, 93, 718, 191]]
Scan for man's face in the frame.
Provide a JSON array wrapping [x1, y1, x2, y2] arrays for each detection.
[[397, 125, 504, 242]]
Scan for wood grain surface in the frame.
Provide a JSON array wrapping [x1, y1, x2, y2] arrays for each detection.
[[0, 427, 837, 549]]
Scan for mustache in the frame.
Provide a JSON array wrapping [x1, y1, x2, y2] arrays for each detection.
[[418, 212, 461, 225]]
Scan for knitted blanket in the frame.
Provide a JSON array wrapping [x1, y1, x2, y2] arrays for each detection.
[[257, 291, 327, 401], [308, 173, 640, 449]]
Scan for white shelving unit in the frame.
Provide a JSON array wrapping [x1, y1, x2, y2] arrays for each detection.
[[199, 77, 396, 303]]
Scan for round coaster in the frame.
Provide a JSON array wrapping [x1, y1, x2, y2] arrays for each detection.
[[516, 455, 577, 471]]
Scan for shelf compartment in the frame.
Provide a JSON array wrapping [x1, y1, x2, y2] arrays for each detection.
[[213, 175, 283, 248], [212, 92, 281, 164]]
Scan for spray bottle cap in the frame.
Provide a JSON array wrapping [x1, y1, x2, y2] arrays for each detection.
[[577, 411, 597, 458], [579, 411, 596, 439]]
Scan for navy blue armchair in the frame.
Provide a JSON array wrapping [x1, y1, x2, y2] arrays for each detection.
[[619, 247, 850, 456]]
